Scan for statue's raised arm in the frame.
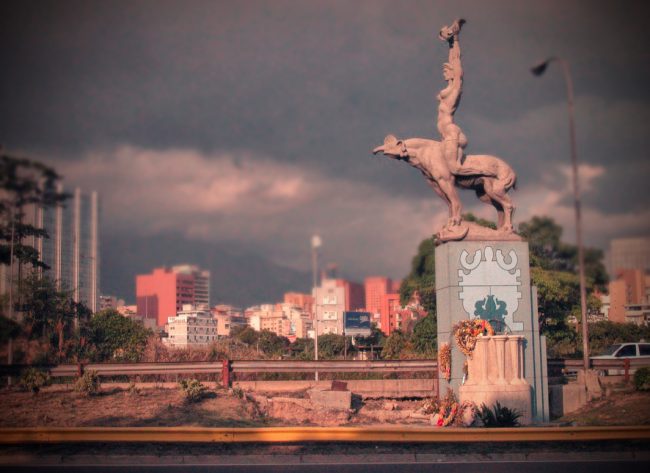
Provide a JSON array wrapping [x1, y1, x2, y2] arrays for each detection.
[[440, 18, 465, 83], [437, 18, 467, 177]]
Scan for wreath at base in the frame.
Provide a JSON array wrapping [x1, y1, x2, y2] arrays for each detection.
[[452, 319, 495, 359], [427, 389, 478, 427], [438, 343, 451, 381]]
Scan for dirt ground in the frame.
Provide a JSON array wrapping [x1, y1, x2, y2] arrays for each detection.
[[0, 384, 426, 428], [559, 382, 650, 426], [0, 385, 271, 428], [1, 381, 649, 428]]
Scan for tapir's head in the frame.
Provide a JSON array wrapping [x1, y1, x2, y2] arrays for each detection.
[[373, 135, 408, 160]]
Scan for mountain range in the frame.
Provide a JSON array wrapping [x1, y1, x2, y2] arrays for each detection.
[[100, 234, 312, 309]]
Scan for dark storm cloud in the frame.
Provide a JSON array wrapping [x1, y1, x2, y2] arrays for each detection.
[[1, 0, 649, 280], [3, 2, 648, 156]]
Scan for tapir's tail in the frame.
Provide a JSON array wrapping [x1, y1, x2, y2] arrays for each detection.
[[503, 173, 517, 192]]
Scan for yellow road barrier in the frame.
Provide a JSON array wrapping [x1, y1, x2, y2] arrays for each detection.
[[0, 426, 649, 444]]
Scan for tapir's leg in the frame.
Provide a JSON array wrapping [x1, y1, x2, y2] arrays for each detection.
[[482, 179, 515, 232], [427, 180, 453, 224], [435, 176, 462, 228], [475, 188, 504, 228]]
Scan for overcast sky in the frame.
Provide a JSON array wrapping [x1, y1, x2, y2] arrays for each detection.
[[1, 0, 649, 282]]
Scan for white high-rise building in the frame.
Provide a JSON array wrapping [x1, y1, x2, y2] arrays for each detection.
[[1, 187, 100, 312], [164, 304, 218, 348], [313, 278, 346, 336]]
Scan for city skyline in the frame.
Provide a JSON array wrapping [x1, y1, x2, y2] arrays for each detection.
[[2, 1, 649, 283]]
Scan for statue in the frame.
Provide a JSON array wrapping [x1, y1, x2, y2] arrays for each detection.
[[373, 19, 520, 243]]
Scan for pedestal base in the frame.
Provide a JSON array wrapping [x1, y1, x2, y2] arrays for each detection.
[[435, 241, 549, 424], [459, 383, 532, 426]]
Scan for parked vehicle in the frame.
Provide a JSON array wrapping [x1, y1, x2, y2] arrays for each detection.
[[591, 342, 650, 377]]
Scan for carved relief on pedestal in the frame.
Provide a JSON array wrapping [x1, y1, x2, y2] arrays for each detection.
[[458, 246, 524, 331]]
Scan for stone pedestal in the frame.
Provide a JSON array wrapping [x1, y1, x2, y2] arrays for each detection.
[[459, 335, 532, 425], [436, 241, 549, 424]]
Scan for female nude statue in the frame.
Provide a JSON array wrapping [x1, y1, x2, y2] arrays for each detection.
[[373, 17, 518, 242], [437, 18, 467, 176]]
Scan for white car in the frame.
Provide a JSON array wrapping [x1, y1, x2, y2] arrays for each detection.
[[590, 342, 650, 377]]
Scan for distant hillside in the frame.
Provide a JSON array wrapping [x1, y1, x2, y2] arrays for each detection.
[[100, 234, 311, 308]]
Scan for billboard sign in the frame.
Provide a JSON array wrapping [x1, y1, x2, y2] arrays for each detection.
[[344, 311, 371, 336]]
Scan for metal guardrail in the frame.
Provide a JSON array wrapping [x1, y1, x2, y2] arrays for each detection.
[[1, 426, 649, 444], [0, 359, 439, 389], [231, 360, 436, 372], [0, 362, 225, 378], [2, 358, 647, 385], [548, 359, 650, 369], [548, 358, 650, 381]]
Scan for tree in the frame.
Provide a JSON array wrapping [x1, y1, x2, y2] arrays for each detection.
[[399, 237, 437, 315], [1, 155, 68, 366], [518, 216, 607, 355], [0, 313, 21, 343], [584, 321, 650, 356], [0, 154, 67, 268], [317, 333, 356, 359], [13, 272, 92, 362], [257, 329, 290, 357], [518, 216, 609, 291], [355, 323, 386, 347], [463, 212, 497, 230], [410, 313, 437, 356], [381, 330, 407, 359], [530, 267, 583, 357], [230, 326, 290, 357], [290, 337, 315, 359], [230, 325, 259, 346], [79, 309, 152, 362]]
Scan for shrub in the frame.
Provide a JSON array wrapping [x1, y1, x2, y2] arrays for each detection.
[[80, 309, 153, 362], [633, 366, 650, 391], [477, 401, 522, 427], [178, 378, 207, 402], [74, 370, 101, 396], [126, 379, 140, 396], [232, 387, 245, 399], [19, 367, 51, 394]]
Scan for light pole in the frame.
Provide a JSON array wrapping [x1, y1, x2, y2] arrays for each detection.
[[531, 57, 590, 370], [7, 210, 16, 386], [311, 235, 322, 381]]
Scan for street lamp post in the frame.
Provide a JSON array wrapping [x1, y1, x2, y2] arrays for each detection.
[[531, 57, 590, 370], [311, 235, 322, 381]]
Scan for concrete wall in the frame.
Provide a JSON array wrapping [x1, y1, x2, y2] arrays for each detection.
[[233, 378, 436, 399], [548, 383, 587, 418]]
